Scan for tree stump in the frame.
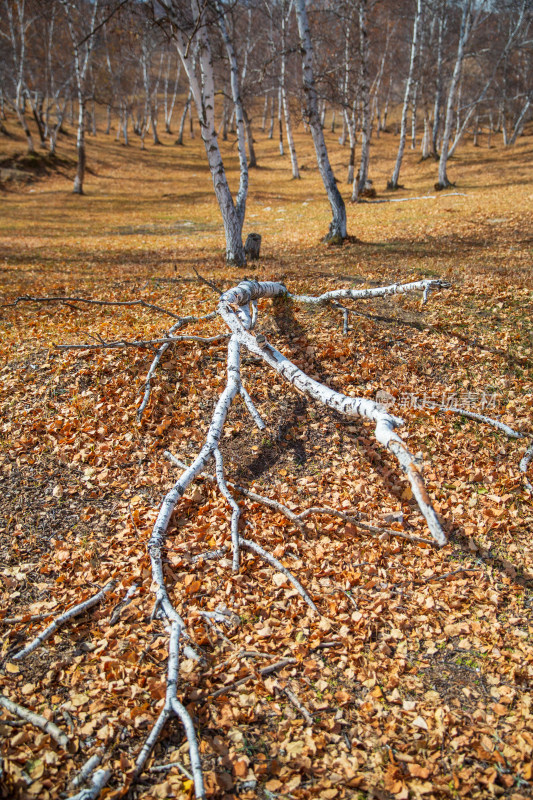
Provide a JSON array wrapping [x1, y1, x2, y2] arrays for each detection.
[[245, 233, 262, 261]]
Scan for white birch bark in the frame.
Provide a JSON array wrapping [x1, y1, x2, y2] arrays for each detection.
[[3, 0, 35, 153], [60, 0, 99, 195], [281, 0, 299, 178], [437, 0, 474, 188], [389, 0, 421, 189], [295, 0, 347, 241], [166, 1, 247, 265], [352, 0, 372, 202]]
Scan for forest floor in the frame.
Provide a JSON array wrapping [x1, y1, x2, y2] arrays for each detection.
[[0, 114, 532, 800]]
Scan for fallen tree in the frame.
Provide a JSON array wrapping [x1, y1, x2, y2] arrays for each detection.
[[2, 277, 457, 799]]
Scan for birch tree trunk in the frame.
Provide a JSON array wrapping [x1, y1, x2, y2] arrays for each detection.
[[61, 0, 99, 195], [4, 0, 35, 153], [268, 95, 275, 139], [295, 0, 347, 242], [176, 92, 191, 145], [341, 19, 356, 183], [352, 0, 372, 202], [431, 6, 445, 158], [509, 96, 531, 145], [389, 0, 421, 189], [437, 0, 473, 189], [281, 0, 299, 178], [168, 0, 247, 265], [278, 85, 284, 155]]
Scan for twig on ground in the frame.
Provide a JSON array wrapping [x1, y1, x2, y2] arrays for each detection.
[[70, 749, 105, 789], [1, 612, 51, 624], [239, 537, 319, 615], [0, 694, 69, 748], [209, 658, 297, 699], [519, 442, 533, 491], [150, 761, 194, 780], [109, 584, 138, 626], [55, 333, 228, 352], [439, 406, 523, 438], [1, 294, 184, 320], [65, 769, 112, 800], [214, 448, 241, 572], [281, 686, 314, 725], [193, 267, 223, 295], [11, 581, 116, 661]]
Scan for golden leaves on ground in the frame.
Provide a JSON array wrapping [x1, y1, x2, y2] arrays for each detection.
[[0, 118, 532, 800]]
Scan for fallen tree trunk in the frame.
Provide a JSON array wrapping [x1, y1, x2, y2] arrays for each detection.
[[5, 275, 462, 799]]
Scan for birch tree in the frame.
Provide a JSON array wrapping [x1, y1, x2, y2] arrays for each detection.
[[436, 0, 477, 189], [155, 0, 248, 265], [1, 0, 36, 153], [60, 0, 100, 194], [351, 0, 372, 203], [294, 0, 347, 242], [388, 0, 422, 190]]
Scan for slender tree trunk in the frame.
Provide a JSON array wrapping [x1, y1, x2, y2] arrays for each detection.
[[352, 0, 372, 202], [278, 86, 284, 155], [222, 94, 229, 140], [176, 93, 190, 145], [244, 108, 257, 168], [437, 0, 473, 189], [339, 112, 347, 146], [389, 0, 421, 189], [295, 0, 347, 241], [432, 9, 444, 158], [188, 102, 194, 138], [261, 94, 268, 131], [421, 112, 431, 159], [123, 106, 129, 146], [280, 0, 298, 177], [473, 115, 479, 146], [410, 81, 418, 149], [73, 95, 86, 194], [509, 96, 531, 145], [268, 95, 275, 139]]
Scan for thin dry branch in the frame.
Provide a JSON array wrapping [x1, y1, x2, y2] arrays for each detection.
[[164, 451, 434, 546], [209, 658, 297, 699], [0, 693, 69, 749], [11, 581, 116, 661], [65, 769, 112, 800], [239, 537, 319, 614], [520, 442, 533, 491], [55, 333, 228, 352], [1, 294, 184, 320], [439, 406, 523, 438], [133, 621, 204, 798]]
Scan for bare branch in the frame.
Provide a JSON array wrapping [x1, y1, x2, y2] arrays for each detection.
[[65, 769, 112, 800], [55, 333, 228, 352], [12, 581, 116, 661], [0, 694, 69, 749], [1, 295, 184, 320]]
